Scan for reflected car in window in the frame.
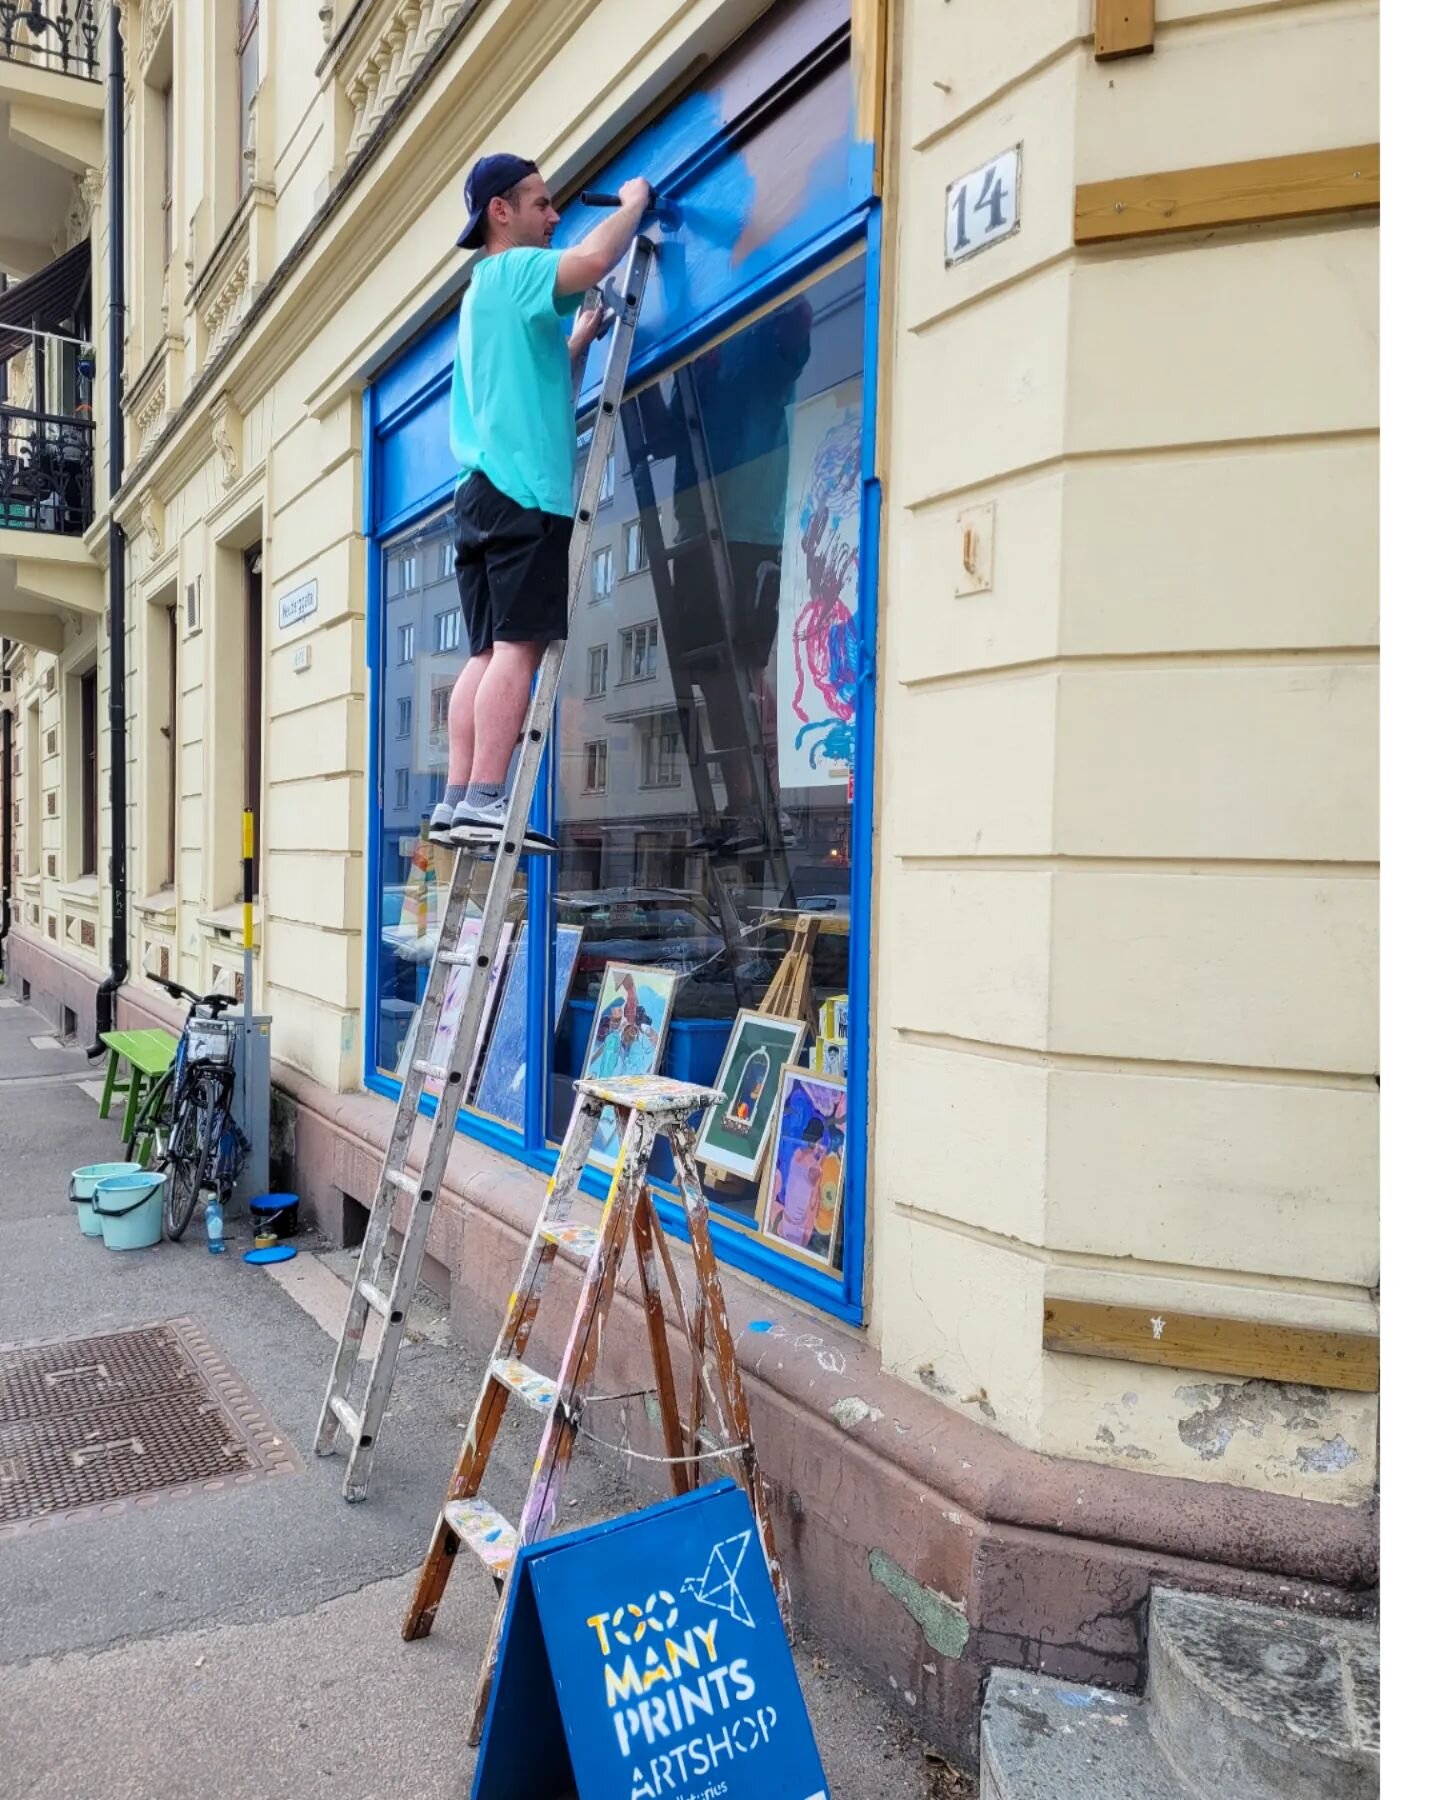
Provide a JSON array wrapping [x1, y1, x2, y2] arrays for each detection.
[[556, 888, 782, 1015]]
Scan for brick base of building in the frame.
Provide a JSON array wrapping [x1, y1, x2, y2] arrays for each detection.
[[7, 951, 1371, 1768], [3, 927, 106, 1046]]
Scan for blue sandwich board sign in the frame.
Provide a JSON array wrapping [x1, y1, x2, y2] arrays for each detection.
[[473, 1479, 829, 1800]]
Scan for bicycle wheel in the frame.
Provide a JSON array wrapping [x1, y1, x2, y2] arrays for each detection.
[[128, 1066, 174, 1167], [164, 1077, 217, 1241]]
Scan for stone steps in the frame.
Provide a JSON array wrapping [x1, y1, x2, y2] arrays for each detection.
[[980, 1588, 1378, 1800]]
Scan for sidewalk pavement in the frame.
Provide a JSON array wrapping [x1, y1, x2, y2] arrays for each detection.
[[0, 995, 971, 1800]]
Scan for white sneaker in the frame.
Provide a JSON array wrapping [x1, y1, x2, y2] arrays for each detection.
[[448, 797, 557, 855]]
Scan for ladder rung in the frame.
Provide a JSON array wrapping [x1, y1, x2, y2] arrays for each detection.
[[443, 1499, 517, 1574], [329, 1394, 363, 1443], [358, 1278, 390, 1315], [437, 948, 476, 967], [412, 1059, 448, 1080], [539, 1222, 600, 1265], [386, 1169, 420, 1197], [490, 1358, 558, 1413]]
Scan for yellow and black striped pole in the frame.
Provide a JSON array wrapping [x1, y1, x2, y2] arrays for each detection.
[[242, 809, 256, 957], [241, 808, 256, 1057]]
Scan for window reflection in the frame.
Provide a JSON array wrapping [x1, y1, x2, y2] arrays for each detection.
[[552, 259, 864, 1268]]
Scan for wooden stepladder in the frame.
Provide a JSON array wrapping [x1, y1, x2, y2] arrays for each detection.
[[402, 1072, 789, 1744]]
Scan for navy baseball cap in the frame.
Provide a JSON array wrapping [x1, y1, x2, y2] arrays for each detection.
[[456, 153, 538, 250]]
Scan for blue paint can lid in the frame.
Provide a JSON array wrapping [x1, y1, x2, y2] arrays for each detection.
[[249, 1192, 299, 1213], [243, 1245, 298, 1265]]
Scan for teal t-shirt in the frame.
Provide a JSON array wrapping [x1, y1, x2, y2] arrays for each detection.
[[449, 246, 582, 517]]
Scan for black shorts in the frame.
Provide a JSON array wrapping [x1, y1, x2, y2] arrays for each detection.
[[454, 469, 573, 657]]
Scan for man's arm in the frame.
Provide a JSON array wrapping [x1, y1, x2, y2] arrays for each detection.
[[556, 178, 651, 296]]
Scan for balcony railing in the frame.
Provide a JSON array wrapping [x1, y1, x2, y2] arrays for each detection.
[[0, 0, 100, 80], [0, 403, 94, 535]]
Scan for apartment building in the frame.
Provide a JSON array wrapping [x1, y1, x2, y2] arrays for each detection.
[[0, 0, 1378, 1760]]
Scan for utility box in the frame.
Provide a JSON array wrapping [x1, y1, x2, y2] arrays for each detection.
[[233, 1013, 272, 1210]]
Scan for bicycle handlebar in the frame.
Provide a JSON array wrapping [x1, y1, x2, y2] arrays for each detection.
[[145, 968, 239, 1017]]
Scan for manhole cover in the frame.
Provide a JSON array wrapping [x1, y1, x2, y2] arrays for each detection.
[[0, 1318, 297, 1536]]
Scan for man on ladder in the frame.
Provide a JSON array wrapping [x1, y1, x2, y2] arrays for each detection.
[[430, 154, 653, 850], [314, 165, 664, 1502]]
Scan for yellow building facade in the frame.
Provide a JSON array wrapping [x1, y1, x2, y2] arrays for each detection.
[[1, 0, 1378, 1759]]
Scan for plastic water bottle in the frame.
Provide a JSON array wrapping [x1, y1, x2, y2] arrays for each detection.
[[205, 1197, 226, 1254]]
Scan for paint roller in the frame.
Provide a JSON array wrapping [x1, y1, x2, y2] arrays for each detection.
[[579, 187, 683, 229]]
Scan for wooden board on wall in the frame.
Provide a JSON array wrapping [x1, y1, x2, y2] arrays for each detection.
[[851, 0, 889, 192], [1076, 144, 1380, 244], [1043, 1298, 1379, 1393], [1094, 1, 1155, 63]]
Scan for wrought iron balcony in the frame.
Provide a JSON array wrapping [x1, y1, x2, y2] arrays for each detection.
[[0, 403, 94, 535], [0, 0, 99, 80]]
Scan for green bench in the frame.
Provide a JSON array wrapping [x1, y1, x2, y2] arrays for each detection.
[[97, 1028, 179, 1153]]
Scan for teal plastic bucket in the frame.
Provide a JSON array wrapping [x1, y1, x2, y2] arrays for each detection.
[[94, 1170, 166, 1251], [70, 1161, 143, 1238]]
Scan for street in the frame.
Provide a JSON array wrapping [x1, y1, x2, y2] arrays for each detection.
[[0, 995, 969, 1800]]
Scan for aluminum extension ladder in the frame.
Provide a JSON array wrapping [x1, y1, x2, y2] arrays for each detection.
[[401, 1071, 789, 1744], [314, 234, 657, 1501]]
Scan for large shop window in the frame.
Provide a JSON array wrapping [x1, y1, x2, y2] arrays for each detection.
[[367, 0, 874, 1319], [550, 258, 864, 1275]]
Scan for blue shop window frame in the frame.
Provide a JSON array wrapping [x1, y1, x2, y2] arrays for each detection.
[[364, 243, 880, 1328]]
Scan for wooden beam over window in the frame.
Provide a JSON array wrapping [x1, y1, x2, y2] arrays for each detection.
[[1043, 1298, 1379, 1393], [851, 0, 889, 193], [1094, 1, 1155, 62], [1075, 143, 1381, 245]]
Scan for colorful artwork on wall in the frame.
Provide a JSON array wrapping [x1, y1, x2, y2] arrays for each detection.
[[759, 1066, 847, 1267], [469, 924, 585, 1125], [777, 380, 863, 789], [579, 963, 680, 1172], [697, 1010, 808, 1181]]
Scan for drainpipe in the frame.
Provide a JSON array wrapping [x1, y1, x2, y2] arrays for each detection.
[[88, 0, 127, 1054], [1, 648, 12, 977]]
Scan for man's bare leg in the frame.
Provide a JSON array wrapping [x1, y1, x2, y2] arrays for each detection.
[[469, 639, 545, 785], [445, 652, 490, 789], [447, 639, 552, 846], [430, 653, 491, 835]]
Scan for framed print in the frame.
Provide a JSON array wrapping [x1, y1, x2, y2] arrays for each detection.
[[759, 1066, 847, 1269], [580, 962, 680, 1172], [469, 923, 585, 1123], [697, 1010, 808, 1181], [424, 918, 512, 1100], [395, 915, 511, 1093]]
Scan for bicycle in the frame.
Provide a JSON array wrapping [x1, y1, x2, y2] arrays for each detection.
[[130, 971, 250, 1242]]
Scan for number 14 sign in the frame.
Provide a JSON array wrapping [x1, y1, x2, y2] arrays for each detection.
[[945, 144, 1021, 266]]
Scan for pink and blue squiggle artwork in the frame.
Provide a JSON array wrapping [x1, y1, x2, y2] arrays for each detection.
[[781, 388, 863, 787]]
